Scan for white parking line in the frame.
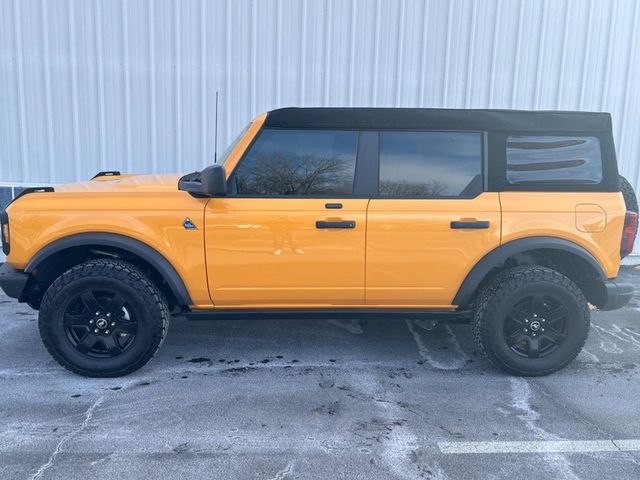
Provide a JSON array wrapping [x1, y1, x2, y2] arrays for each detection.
[[438, 439, 640, 454]]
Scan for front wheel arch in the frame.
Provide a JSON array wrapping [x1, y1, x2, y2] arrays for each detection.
[[24, 233, 192, 309]]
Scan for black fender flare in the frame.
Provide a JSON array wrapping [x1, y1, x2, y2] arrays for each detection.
[[453, 236, 606, 307], [25, 233, 192, 306]]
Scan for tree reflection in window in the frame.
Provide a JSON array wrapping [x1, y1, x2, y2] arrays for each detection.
[[234, 129, 358, 196], [379, 131, 482, 198]]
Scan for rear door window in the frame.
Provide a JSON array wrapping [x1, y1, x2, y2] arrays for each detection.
[[506, 135, 602, 185], [232, 129, 358, 196], [378, 131, 483, 198]]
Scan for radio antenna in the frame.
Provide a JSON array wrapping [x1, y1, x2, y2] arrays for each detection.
[[214, 91, 219, 163]]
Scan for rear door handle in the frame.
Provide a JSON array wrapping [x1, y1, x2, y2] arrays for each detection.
[[316, 220, 356, 229], [450, 220, 490, 229]]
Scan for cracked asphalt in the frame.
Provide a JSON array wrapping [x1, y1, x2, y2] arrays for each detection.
[[1, 266, 639, 480]]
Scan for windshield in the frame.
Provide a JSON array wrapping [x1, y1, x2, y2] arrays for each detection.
[[217, 122, 251, 165]]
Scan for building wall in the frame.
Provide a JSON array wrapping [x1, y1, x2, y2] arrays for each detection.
[[1, 0, 639, 252]]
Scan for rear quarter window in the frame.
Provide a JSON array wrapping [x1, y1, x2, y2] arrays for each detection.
[[506, 135, 603, 185]]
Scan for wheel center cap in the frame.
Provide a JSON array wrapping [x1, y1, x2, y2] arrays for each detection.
[[96, 318, 108, 329], [529, 320, 541, 332]]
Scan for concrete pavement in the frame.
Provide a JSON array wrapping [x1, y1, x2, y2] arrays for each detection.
[[1, 267, 639, 479]]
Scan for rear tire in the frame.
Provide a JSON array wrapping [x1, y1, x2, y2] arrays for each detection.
[[619, 174, 638, 214], [39, 259, 169, 377], [472, 265, 589, 376]]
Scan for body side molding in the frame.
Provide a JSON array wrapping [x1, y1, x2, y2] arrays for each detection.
[[24, 233, 192, 306], [453, 236, 607, 307]]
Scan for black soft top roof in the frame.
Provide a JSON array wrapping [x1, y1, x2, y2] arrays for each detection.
[[265, 107, 612, 132]]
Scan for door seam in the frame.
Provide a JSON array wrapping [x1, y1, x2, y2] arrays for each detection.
[[364, 197, 372, 304]]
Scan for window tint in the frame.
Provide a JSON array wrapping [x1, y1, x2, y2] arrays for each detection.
[[506, 136, 602, 185], [233, 129, 358, 196], [379, 131, 482, 197]]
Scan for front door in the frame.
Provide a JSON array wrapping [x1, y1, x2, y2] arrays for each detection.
[[365, 130, 502, 307], [205, 128, 369, 307]]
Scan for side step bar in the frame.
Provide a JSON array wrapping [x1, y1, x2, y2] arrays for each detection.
[[183, 309, 471, 322]]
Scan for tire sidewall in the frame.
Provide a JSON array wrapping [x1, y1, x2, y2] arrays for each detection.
[[484, 279, 588, 374], [40, 275, 161, 375]]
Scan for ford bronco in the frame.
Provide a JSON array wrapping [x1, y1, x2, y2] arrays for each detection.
[[0, 108, 637, 377]]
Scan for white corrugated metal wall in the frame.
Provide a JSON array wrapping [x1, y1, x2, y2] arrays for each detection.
[[1, 0, 639, 251]]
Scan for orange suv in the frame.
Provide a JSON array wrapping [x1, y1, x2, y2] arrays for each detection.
[[0, 108, 637, 377]]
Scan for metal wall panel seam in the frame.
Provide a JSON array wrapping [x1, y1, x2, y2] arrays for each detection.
[[12, 0, 29, 182]]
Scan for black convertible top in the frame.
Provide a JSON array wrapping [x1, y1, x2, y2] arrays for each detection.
[[265, 107, 612, 132]]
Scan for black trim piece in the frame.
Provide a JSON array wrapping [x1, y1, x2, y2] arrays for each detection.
[[600, 281, 634, 311], [0, 263, 29, 300], [354, 131, 379, 196], [25, 233, 192, 306], [315, 220, 356, 229], [324, 203, 343, 209], [12, 187, 55, 203], [453, 237, 607, 307], [92, 171, 121, 179], [185, 308, 471, 322], [265, 108, 613, 132], [450, 220, 490, 229], [1, 210, 9, 255]]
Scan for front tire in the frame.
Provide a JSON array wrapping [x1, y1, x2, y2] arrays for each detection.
[[472, 266, 589, 376], [39, 259, 169, 377]]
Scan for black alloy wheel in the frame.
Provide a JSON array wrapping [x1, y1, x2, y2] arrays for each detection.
[[503, 294, 568, 359], [63, 290, 138, 358]]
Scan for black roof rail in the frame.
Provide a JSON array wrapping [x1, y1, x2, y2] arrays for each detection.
[[91, 171, 121, 180]]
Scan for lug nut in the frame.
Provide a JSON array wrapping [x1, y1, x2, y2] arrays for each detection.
[[89, 320, 94, 324], [94, 329, 99, 333], [542, 319, 546, 322], [525, 319, 529, 323], [111, 322, 116, 326], [524, 329, 528, 332], [106, 313, 111, 317], [532, 333, 536, 336], [95, 311, 100, 316], [541, 328, 545, 332], [533, 313, 537, 318], [105, 330, 110, 334]]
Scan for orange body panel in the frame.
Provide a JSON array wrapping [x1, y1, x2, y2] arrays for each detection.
[[204, 198, 368, 307], [499, 192, 626, 279], [366, 193, 502, 306], [6, 175, 212, 307]]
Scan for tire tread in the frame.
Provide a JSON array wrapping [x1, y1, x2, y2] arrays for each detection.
[[471, 265, 589, 376], [38, 258, 169, 377]]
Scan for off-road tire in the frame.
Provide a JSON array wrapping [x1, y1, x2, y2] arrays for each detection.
[[472, 265, 590, 376], [619, 174, 639, 214], [39, 259, 169, 377]]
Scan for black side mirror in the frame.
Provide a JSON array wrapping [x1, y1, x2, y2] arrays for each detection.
[[178, 164, 227, 197]]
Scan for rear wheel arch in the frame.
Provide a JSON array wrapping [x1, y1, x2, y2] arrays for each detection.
[[454, 237, 607, 308], [23, 233, 192, 309]]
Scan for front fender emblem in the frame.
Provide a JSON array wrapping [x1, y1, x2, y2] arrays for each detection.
[[183, 218, 197, 230]]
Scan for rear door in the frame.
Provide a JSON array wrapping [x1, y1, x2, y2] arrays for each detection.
[[365, 130, 501, 307], [205, 128, 373, 307]]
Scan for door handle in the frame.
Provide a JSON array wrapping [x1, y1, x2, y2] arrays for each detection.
[[316, 220, 356, 229], [325, 203, 343, 209], [450, 220, 490, 229]]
